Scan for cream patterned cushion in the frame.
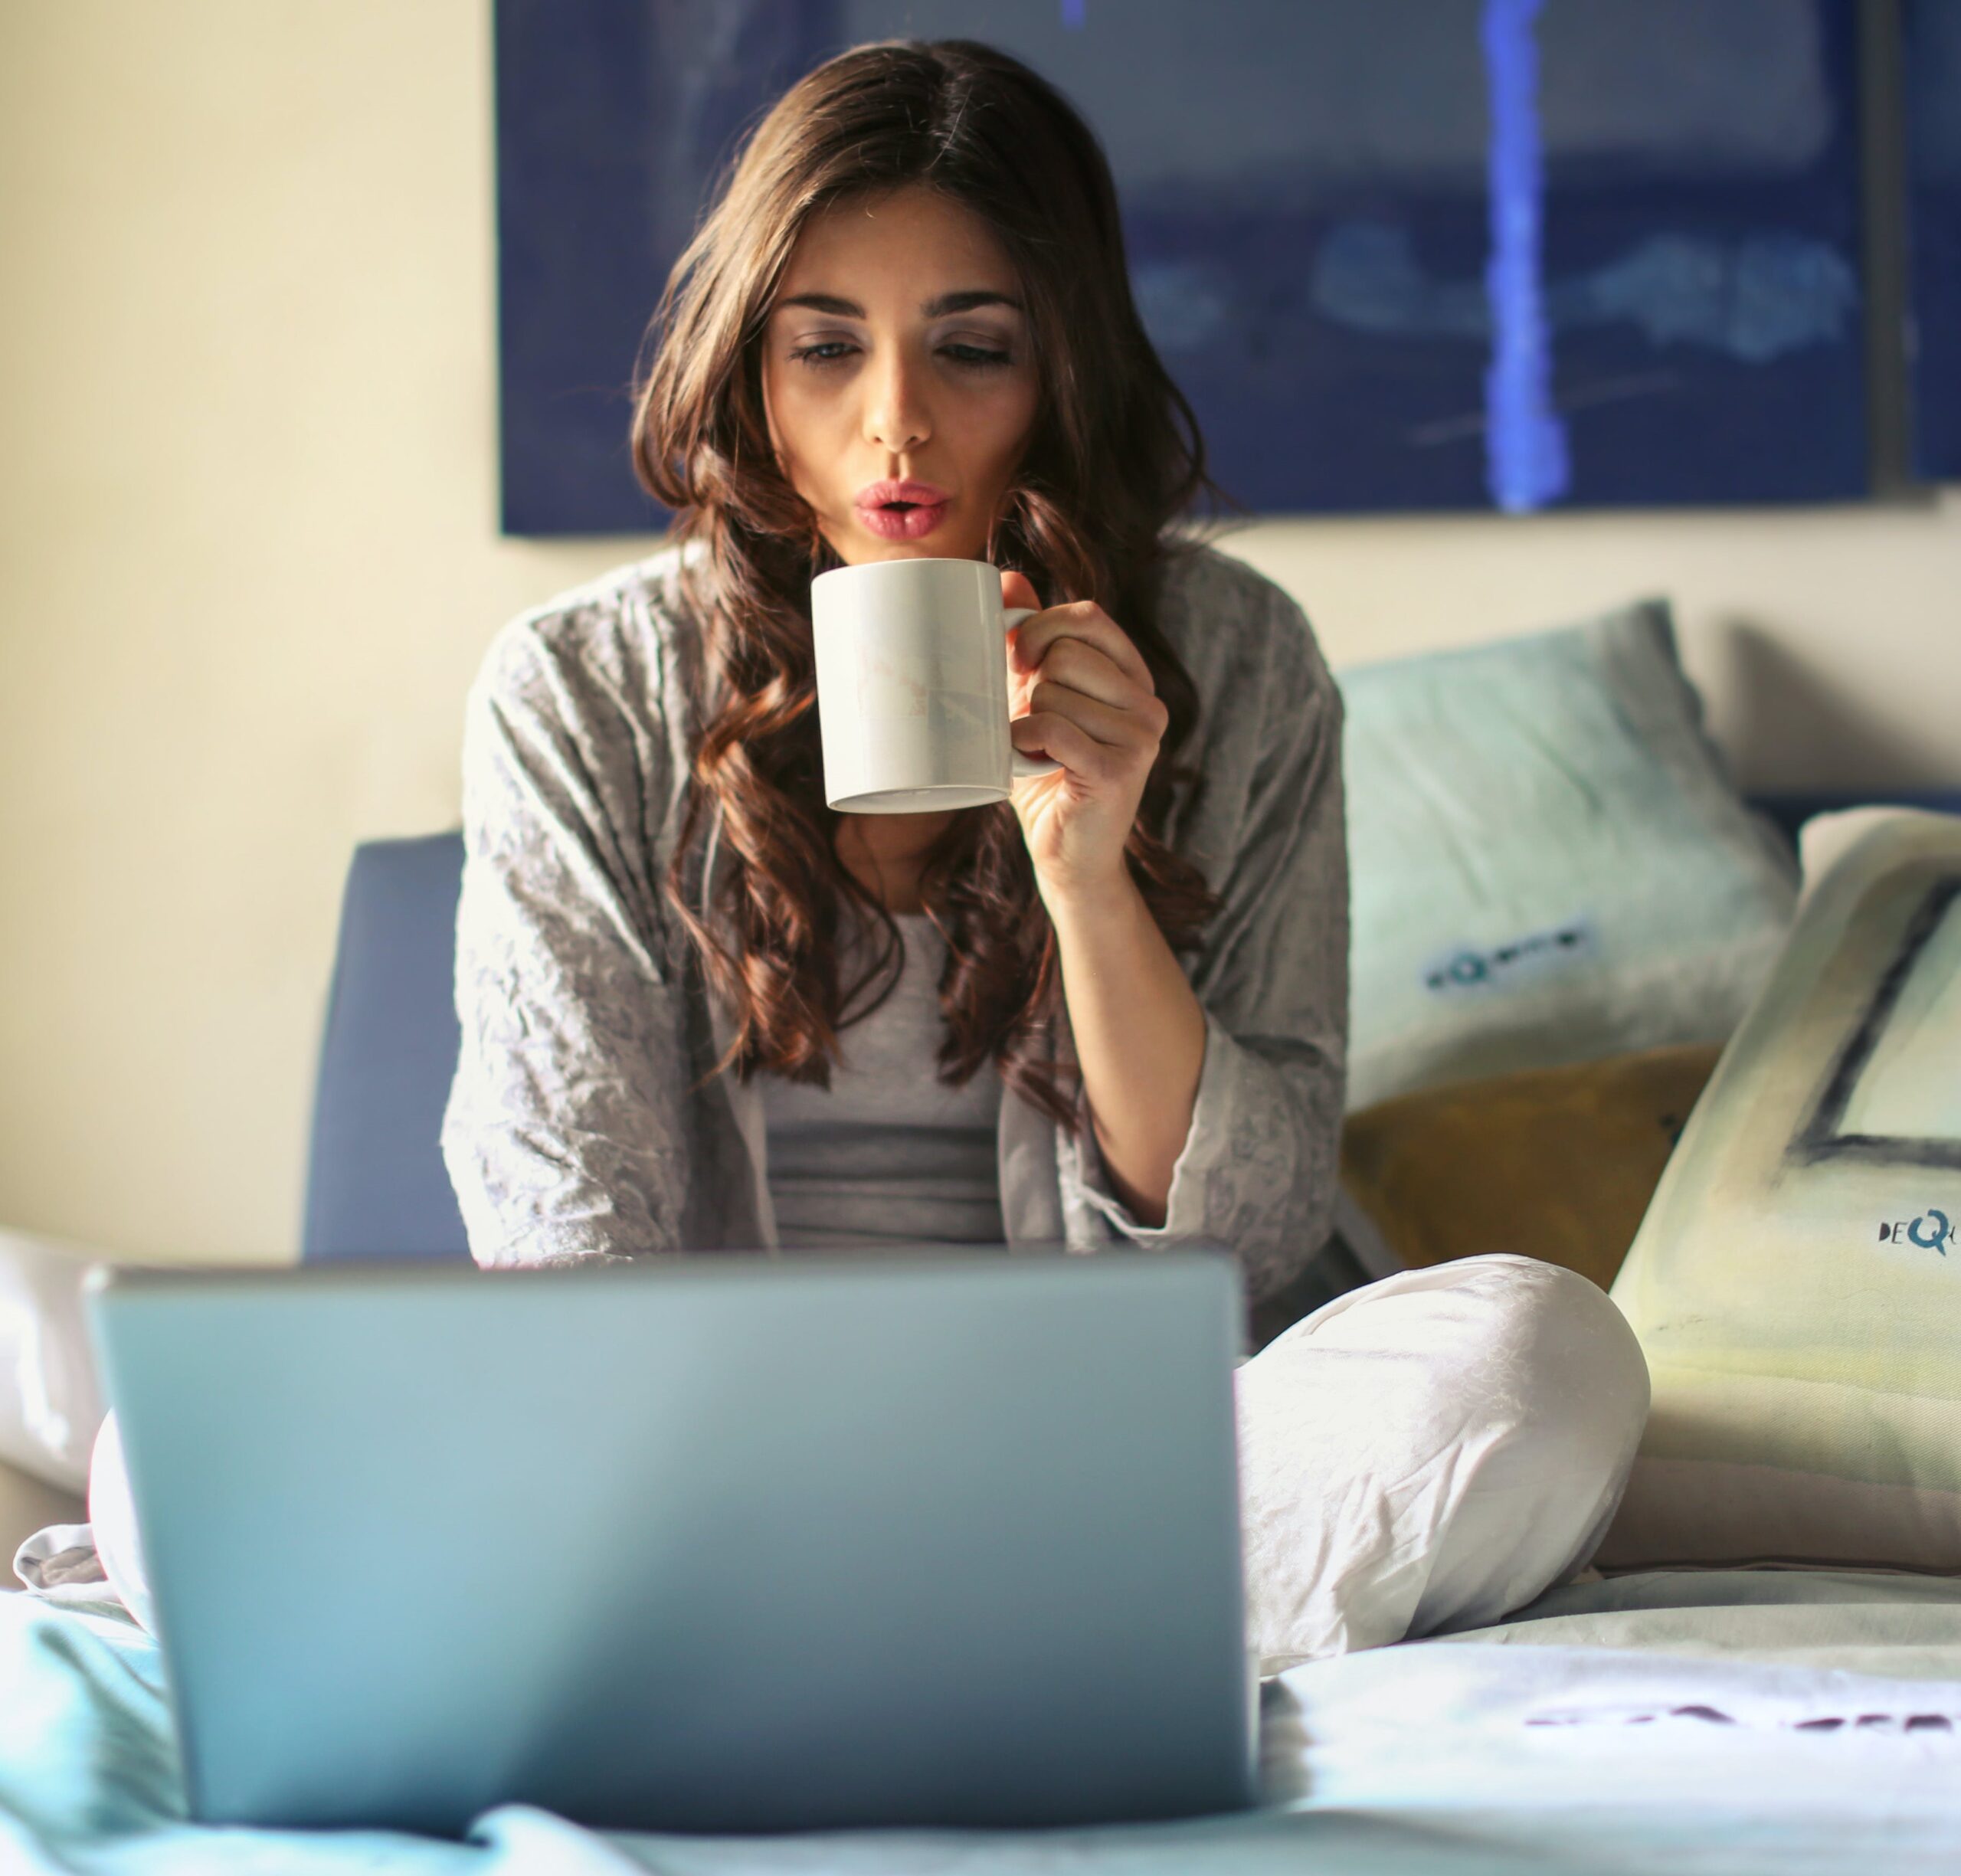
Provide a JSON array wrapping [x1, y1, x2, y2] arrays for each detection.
[[1600, 809, 1961, 1571]]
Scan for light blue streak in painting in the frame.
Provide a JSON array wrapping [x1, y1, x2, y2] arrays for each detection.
[[1311, 222, 1858, 363], [1481, 0, 1570, 512], [1061, 0, 1086, 29]]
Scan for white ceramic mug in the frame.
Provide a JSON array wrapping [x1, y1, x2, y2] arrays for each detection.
[[810, 556, 1061, 814]]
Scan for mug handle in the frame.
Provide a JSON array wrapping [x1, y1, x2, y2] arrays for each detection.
[[1003, 606, 1062, 781]]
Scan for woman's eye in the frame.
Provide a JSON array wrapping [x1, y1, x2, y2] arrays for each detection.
[[942, 342, 1012, 368], [786, 339, 1013, 369]]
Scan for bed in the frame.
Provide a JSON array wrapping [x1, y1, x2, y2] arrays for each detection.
[[5, 1563, 1960, 1873], [4, 604, 1957, 1872]]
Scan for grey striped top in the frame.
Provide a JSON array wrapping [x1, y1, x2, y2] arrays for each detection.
[[761, 912, 1006, 1250]]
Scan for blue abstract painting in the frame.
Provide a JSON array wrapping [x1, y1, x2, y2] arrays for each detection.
[[496, 0, 1872, 533], [1907, 0, 1961, 481]]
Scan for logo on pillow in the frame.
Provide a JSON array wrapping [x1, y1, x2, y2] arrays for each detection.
[[1421, 915, 1596, 994], [1878, 1210, 1953, 1254]]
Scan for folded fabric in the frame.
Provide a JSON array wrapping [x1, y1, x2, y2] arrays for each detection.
[[1338, 598, 1797, 1110], [11, 1518, 109, 1609], [1603, 807, 1961, 1573], [1339, 1043, 1723, 1293], [0, 1465, 85, 1581]]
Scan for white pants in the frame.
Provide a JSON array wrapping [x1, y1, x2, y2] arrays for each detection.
[[90, 1253, 1649, 1669], [1237, 1252, 1651, 1675]]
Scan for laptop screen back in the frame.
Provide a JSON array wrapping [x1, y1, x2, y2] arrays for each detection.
[[90, 1251, 1254, 1835]]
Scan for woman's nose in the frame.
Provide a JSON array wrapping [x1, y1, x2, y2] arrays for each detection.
[[863, 349, 930, 454]]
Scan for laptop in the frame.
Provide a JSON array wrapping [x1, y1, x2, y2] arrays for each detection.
[[87, 1249, 1257, 1836]]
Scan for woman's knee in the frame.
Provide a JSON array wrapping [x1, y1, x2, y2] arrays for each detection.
[[1236, 1253, 1650, 1668], [1254, 1253, 1644, 1436], [1357, 1254, 1651, 1521], [1453, 1254, 1649, 1463], [1397, 1256, 1652, 1635]]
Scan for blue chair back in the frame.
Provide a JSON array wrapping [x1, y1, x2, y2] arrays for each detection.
[[303, 833, 470, 1262]]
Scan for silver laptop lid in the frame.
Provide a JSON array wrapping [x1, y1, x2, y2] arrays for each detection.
[[89, 1249, 1255, 1835]]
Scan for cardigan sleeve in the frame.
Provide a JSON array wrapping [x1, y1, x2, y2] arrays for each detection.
[[1059, 583, 1350, 1306], [438, 611, 689, 1268]]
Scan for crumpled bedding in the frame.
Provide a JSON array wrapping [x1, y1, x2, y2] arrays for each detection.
[[3, 1565, 1959, 1875]]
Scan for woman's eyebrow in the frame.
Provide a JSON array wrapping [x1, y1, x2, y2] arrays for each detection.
[[923, 290, 1023, 316], [774, 290, 1024, 317], [774, 293, 865, 317]]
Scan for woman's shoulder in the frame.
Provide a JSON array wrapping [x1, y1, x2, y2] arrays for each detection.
[[1151, 535, 1338, 718], [470, 537, 706, 719], [462, 540, 707, 825]]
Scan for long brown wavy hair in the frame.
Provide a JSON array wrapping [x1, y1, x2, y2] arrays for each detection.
[[630, 38, 1232, 1129]]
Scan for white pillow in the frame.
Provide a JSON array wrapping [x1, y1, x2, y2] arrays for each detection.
[[0, 1229, 109, 1493]]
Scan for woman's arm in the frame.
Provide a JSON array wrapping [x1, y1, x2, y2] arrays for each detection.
[[998, 570, 1203, 1222], [1047, 876, 1205, 1227], [1005, 567, 1349, 1301], [1105, 614, 1347, 1302], [440, 601, 692, 1268]]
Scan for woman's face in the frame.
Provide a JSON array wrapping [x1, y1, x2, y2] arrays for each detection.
[[760, 185, 1040, 565]]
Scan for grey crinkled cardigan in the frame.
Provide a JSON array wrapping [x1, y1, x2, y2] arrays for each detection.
[[440, 536, 1350, 1305]]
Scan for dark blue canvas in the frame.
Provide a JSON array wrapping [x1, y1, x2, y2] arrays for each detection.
[[496, 0, 1870, 525], [495, 1, 836, 533], [1906, 0, 1961, 480]]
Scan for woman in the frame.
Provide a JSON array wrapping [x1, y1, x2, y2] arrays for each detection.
[[89, 41, 1649, 1667], [437, 38, 1648, 1669], [441, 38, 1346, 1292]]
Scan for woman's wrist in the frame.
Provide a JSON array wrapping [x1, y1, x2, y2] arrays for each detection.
[[1046, 863, 1206, 1226], [1036, 857, 1144, 938]]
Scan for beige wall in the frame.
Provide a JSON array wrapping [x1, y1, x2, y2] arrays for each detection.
[[2, 2, 1956, 1265]]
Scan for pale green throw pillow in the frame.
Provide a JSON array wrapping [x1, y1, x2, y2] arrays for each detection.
[[1338, 599, 1799, 1111], [1600, 808, 1961, 1572]]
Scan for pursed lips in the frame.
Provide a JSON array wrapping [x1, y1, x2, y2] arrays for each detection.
[[853, 479, 951, 539], [855, 478, 951, 512]]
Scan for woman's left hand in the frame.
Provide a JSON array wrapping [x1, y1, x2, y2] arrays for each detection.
[[1001, 568, 1169, 911]]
